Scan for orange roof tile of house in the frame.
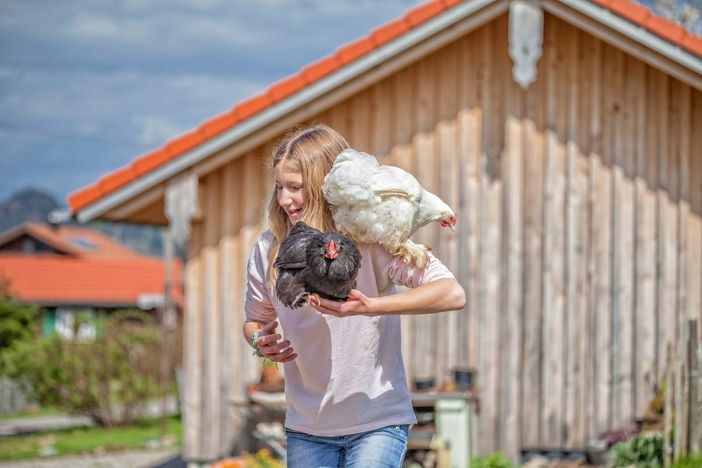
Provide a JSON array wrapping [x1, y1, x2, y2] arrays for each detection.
[[0, 223, 182, 307], [67, 0, 702, 216], [0, 254, 182, 307]]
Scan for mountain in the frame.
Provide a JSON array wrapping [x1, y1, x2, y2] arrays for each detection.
[[0, 188, 164, 257], [0, 188, 59, 233]]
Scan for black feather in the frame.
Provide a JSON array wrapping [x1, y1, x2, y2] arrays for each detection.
[[274, 222, 362, 308]]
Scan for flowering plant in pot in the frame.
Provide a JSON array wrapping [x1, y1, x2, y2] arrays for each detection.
[[586, 426, 637, 465]]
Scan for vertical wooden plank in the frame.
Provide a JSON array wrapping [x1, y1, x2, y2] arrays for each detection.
[[202, 172, 222, 458], [520, 16, 546, 449], [620, 53, 637, 428], [327, 101, 349, 137], [349, 90, 371, 150], [499, 13, 523, 459], [656, 70, 677, 385], [633, 62, 656, 418], [541, 15, 567, 447], [436, 41, 460, 382], [454, 34, 469, 368], [666, 80, 682, 343], [219, 162, 235, 451], [390, 65, 417, 384], [564, 23, 586, 448], [609, 44, 634, 429], [607, 41, 626, 433], [571, 27, 593, 448], [391, 65, 416, 171], [232, 158, 248, 392], [370, 77, 394, 159], [241, 152, 265, 386], [689, 91, 702, 337], [476, 21, 497, 455], [673, 81, 690, 324], [413, 53, 436, 381], [485, 19, 504, 453], [458, 31, 482, 373], [183, 220, 203, 459], [590, 37, 612, 437]]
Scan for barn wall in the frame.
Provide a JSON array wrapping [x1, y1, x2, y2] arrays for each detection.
[[182, 11, 702, 460]]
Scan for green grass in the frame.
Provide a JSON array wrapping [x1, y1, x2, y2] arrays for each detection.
[[0, 415, 182, 462]]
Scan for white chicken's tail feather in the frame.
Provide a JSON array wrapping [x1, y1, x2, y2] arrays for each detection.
[[389, 240, 430, 269]]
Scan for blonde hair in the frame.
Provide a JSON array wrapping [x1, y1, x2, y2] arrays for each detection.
[[267, 124, 349, 282]]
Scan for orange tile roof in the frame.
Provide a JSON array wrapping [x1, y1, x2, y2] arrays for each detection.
[[0, 223, 182, 307], [67, 0, 702, 215], [0, 253, 182, 307]]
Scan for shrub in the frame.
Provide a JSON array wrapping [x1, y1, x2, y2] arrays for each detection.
[[470, 452, 513, 468], [612, 432, 663, 468], [2, 309, 173, 427], [0, 298, 39, 353]]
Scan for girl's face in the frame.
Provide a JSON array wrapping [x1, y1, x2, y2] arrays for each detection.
[[275, 161, 305, 223]]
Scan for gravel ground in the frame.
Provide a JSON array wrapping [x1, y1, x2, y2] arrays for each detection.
[[0, 449, 182, 468]]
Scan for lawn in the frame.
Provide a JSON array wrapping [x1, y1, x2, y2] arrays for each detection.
[[0, 415, 182, 462]]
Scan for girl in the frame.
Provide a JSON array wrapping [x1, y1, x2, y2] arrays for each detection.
[[243, 124, 465, 467]]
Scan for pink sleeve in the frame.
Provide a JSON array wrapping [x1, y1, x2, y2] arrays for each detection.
[[244, 235, 278, 323], [381, 247, 455, 289]]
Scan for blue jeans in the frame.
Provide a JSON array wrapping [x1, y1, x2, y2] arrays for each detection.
[[285, 424, 409, 468]]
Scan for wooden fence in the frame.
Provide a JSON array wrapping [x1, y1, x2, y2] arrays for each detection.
[[664, 319, 702, 466]]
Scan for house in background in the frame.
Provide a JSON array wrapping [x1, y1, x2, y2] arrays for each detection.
[[66, 0, 701, 462], [0, 222, 182, 339]]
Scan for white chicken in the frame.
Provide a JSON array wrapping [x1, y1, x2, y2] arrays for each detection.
[[322, 149, 456, 268]]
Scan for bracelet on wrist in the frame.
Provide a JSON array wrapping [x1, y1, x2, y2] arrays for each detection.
[[251, 330, 264, 358]]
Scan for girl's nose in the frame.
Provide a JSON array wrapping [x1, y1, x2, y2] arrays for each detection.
[[278, 188, 292, 207]]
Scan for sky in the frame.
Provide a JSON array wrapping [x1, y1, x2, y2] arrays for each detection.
[[0, 0, 424, 205], [0, 0, 698, 207]]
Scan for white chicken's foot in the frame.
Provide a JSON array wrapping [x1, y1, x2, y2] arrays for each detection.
[[393, 240, 430, 269]]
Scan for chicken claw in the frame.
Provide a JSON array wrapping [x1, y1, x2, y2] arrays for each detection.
[[291, 292, 321, 309], [306, 293, 321, 308]]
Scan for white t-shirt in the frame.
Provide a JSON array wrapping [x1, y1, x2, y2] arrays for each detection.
[[245, 230, 455, 436]]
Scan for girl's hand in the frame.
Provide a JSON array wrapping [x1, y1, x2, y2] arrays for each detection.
[[255, 320, 297, 362], [314, 289, 378, 317]]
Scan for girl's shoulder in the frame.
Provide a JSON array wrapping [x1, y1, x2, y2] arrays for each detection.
[[251, 230, 275, 256], [258, 229, 275, 245]]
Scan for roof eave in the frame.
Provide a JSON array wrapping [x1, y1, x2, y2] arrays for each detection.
[[545, 0, 702, 85]]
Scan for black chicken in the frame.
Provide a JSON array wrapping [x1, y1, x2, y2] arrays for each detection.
[[274, 222, 362, 309]]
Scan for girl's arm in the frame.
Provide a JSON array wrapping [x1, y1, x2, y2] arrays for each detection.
[[315, 278, 466, 317]]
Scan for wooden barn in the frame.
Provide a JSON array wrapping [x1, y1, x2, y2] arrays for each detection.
[[68, 0, 702, 462]]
